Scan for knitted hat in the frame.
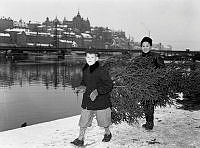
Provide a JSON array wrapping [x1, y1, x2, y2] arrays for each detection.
[[140, 36, 152, 47]]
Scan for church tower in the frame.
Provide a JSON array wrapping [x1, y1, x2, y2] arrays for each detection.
[[72, 11, 91, 33]]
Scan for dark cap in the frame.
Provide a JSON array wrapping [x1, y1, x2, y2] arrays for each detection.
[[140, 36, 152, 47], [85, 47, 100, 57]]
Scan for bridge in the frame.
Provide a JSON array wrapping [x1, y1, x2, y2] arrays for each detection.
[[0, 46, 132, 52], [0, 46, 200, 61]]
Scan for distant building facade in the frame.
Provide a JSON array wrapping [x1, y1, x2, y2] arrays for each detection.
[[0, 12, 134, 49], [72, 11, 90, 33], [0, 33, 11, 45], [0, 17, 13, 32], [13, 19, 27, 28]]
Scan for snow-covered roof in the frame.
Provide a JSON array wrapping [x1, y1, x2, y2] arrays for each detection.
[[75, 35, 82, 38], [103, 30, 112, 33], [37, 25, 46, 28], [28, 32, 50, 36], [27, 43, 53, 47], [0, 33, 10, 37], [5, 28, 29, 32], [17, 31, 51, 36], [59, 40, 73, 44], [58, 25, 68, 28], [38, 32, 51, 36], [64, 32, 75, 35], [28, 21, 41, 25], [47, 28, 64, 31], [50, 34, 62, 38], [81, 33, 92, 39]]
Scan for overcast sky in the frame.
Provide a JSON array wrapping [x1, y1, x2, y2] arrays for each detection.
[[1, 0, 200, 50]]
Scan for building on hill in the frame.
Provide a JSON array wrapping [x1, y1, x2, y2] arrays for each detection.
[[53, 17, 61, 26], [102, 28, 112, 44], [91, 27, 129, 49], [42, 17, 61, 28], [42, 17, 51, 27], [0, 33, 12, 45], [72, 11, 90, 33], [112, 30, 126, 39], [1, 12, 130, 49], [13, 19, 27, 28], [91, 27, 105, 48], [111, 37, 129, 49], [63, 17, 73, 28], [16, 31, 73, 48], [0, 17, 13, 32], [28, 21, 41, 32], [81, 33, 92, 48], [5, 28, 29, 44]]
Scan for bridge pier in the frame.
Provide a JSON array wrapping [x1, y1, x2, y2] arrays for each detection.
[[58, 50, 65, 59], [4, 50, 8, 57]]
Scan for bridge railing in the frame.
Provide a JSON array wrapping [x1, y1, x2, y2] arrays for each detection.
[[0, 46, 200, 61]]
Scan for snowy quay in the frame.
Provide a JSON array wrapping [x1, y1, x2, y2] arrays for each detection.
[[0, 105, 200, 148]]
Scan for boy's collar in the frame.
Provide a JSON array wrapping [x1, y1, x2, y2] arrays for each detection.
[[142, 51, 152, 56], [83, 61, 99, 73]]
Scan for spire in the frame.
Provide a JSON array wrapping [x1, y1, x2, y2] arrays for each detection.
[[77, 9, 81, 17], [63, 17, 67, 21], [54, 16, 59, 22]]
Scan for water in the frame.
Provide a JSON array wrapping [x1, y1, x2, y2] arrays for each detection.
[[0, 56, 86, 132]]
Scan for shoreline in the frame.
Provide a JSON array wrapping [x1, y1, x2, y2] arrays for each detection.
[[0, 105, 200, 148]]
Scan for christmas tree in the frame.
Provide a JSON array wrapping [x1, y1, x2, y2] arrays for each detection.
[[103, 53, 199, 124]]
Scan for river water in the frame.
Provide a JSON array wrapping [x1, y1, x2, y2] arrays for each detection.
[[0, 55, 87, 132]]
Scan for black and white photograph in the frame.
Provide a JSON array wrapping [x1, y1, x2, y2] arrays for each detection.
[[0, 0, 200, 147]]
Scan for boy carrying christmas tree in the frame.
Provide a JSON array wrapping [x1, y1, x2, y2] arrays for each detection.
[[140, 36, 165, 130]]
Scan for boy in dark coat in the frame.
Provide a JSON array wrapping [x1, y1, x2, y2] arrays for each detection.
[[139, 37, 165, 130], [71, 49, 113, 146]]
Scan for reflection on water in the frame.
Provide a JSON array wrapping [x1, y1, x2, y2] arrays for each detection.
[[0, 56, 85, 132]]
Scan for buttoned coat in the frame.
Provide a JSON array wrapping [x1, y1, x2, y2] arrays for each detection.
[[81, 61, 113, 110]]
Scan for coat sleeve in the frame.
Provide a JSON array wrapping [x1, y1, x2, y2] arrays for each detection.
[[154, 55, 165, 69], [97, 68, 113, 95]]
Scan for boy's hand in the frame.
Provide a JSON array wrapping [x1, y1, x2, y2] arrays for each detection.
[[90, 89, 98, 101], [74, 86, 86, 93]]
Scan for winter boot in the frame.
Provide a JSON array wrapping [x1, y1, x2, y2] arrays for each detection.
[[70, 138, 84, 146], [102, 133, 112, 142]]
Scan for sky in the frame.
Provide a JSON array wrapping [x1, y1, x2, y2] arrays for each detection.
[[1, 0, 200, 50]]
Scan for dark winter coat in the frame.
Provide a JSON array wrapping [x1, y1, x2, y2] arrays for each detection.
[[139, 51, 165, 69], [138, 51, 165, 106], [81, 61, 113, 110]]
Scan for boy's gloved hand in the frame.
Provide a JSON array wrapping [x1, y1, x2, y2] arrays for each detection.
[[73, 86, 86, 94], [90, 89, 98, 101]]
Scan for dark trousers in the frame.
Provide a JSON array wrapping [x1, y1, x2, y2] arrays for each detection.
[[142, 101, 155, 125]]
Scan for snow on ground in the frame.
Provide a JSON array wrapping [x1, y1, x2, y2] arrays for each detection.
[[0, 105, 200, 148]]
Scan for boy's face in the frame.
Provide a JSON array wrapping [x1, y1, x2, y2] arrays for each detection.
[[85, 53, 99, 66], [142, 41, 151, 53]]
